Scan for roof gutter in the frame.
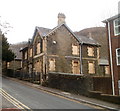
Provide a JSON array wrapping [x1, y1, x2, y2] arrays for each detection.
[[106, 20, 115, 95]]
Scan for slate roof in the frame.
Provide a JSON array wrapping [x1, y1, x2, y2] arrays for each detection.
[[36, 27, 51, 36], [19, 46, 28, 52], [31, 27, 51, 43], [45, 24, 62, 37], [74, 27, 108, 59], [45, 23, 80, 42], [102, 14, 120, 23], [75, 35, 100, 46], [31, 23, 100, 46], [99, 59, 109, 65]]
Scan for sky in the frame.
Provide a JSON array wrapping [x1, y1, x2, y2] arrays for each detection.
[[0, 0, 119, 44]]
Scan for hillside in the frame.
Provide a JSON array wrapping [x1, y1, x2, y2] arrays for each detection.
[[74, 27, 108, 60], [10, 42, 27, 59]]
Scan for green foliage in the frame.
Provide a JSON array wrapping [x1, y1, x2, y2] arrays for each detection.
[[2, 34, 15, 62]]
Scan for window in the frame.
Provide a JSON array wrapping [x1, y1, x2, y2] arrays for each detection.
[[34, 60, 41, 72], [72, 44, 79, 55], [7, 62, 10, 68], [97, 48, 100, 59], [28, 64, 32, 74], [87, 47, 94, 56], [116, 48, 120, 65], [72, 60, 80, 74], [25, 51, 27, 59], [114, 17, 120, 36], [49, 58, 55, 71], [88, 61, 95, 74], [43, 40, 45, 52], [30, 48, 32, 57], [105, 66, 110, 74], [37, 43, 40, 54]]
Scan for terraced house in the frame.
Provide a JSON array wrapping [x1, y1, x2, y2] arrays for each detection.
[[103, 14, 120, 95], [20, 13, 109, 85]]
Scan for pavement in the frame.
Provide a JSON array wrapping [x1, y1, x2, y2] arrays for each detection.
[[1, 95, 21, 110], [2, 98, 20, 111], [2, 96, 16, 108], [2, 76, 120, 111]]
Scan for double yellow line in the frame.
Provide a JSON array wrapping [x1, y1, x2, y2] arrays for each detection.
[[0, 88, 32, 111]]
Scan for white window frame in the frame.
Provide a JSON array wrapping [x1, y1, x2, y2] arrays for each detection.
[[116, 48, 120, 65], [114, 17, 120, 36]]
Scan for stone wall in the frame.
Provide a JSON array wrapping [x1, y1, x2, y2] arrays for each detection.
[[47, 72, 112, 96], [47, 72, 93, 96], [92, 76, 112, 94], [8, 60, 21, 70]]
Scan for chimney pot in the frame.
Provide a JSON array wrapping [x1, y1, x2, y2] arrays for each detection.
[[58, 13, 66, 25]]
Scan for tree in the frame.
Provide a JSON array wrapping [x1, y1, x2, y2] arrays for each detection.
[[0, 16, 15, 63], [0, 17, 15, 77], [2, 34, 15, 62]]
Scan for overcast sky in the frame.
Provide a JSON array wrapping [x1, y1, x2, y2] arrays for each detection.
[[0, 0, 119, 44]]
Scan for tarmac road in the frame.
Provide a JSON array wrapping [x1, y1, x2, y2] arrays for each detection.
[[1, 77, 102, 110]]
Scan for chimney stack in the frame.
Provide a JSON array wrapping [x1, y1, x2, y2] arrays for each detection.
[[88, 32, 93, 40], [58, 13, 66, 25]]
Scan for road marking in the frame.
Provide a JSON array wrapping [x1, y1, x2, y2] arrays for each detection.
[[3, 77, 117, 110], [0, 89, 24, 109], [0, 88, 32, 111]]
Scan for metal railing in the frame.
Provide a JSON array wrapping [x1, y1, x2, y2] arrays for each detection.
[[13, 71, 41, 84]]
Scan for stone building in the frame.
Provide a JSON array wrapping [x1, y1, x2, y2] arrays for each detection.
[[21, 13, 110, 84]]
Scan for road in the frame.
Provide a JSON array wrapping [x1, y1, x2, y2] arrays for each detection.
[[1, 77, 102, 110]]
